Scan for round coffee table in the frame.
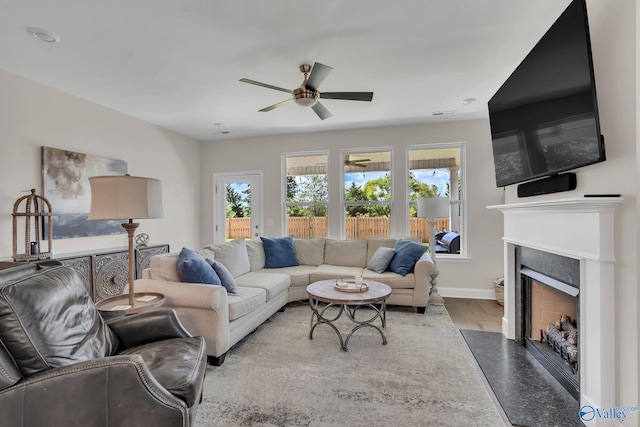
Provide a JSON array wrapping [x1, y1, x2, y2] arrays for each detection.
[[306, 279, 391, 351]]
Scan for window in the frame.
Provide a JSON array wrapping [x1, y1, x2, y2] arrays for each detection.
[[408, 144, 464, 254], [284, 153, 329, 238], [343, 150, 392, 240]]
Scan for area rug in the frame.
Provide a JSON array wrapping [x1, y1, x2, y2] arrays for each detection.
[[194, 301, 505, 427]]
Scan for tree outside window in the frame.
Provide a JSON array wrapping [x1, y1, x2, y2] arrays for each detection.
[[343, 150, 392, 239], [285, 154, 329, 238]]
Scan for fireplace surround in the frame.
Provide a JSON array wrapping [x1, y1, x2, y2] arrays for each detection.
[[489, 197, 623, 426]]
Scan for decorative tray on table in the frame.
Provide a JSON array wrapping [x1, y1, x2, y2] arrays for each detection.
[[333, 280, 369, 293]]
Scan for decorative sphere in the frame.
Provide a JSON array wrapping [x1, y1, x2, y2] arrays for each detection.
[[135, 233, 150, 246]]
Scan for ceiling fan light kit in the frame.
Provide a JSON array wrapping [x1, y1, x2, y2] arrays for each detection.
[[240, 62, 373, 120]]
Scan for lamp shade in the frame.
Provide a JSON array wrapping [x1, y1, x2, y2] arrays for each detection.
[[88, 176, 164, 220], [417, 197, 449, 219]]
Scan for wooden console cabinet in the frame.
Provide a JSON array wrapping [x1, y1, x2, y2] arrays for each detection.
[[54, 244, 169, 302]]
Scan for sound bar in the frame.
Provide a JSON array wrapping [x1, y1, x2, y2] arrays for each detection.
[[517, 173, 577, 198]]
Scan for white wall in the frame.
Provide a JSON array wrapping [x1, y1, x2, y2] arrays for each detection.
[[502, 0, 639, 418], [0, 69, 203, 258], [200, 119, 506, 298]]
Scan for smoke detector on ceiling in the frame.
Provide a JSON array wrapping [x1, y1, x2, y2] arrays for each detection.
[[27, 27, 61, 43]]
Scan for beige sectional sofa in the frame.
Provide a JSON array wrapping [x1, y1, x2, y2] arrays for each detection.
[[133, 238, 434, 365]]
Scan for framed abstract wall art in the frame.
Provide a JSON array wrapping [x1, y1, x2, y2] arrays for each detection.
[[41, 146, 128, 239]]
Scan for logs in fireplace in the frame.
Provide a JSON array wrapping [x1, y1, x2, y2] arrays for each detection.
[[541, 314, 578, 374]]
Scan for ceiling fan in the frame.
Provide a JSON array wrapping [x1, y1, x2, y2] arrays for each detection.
[[316, 155, 371, 168], [344, 155, 371, 168], [239, 62, 374, 120]]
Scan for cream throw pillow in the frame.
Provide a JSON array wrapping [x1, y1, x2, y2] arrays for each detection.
[[246, 240, 266, 271], [149, 252, 181, 282], [205, 239, 251, 278]]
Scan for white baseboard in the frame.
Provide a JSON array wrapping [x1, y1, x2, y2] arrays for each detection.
[[437, 286, 496, 300]]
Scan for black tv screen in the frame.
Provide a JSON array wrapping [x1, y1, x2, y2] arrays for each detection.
[[488, 0, 605, 188]]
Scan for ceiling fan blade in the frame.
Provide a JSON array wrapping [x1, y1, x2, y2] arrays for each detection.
[[320, 92, 374, 102], [311, 102, 332, 120], [259, 98, 294, 112], [240, 78, 293, 94], [305, 62, 333, 91]]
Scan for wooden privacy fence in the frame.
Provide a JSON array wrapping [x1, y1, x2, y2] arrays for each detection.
[[227, 217, 452, 242], [226, 217, 251, 239]]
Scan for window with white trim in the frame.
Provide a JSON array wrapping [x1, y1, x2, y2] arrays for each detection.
[[343, 150, 392, 240], [284, 153, 329, 238], [408, 144, 464, 255]]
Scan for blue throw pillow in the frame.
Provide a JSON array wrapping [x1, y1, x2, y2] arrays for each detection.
[[206, 258, 237, 294], [388, 239, 427, 276], [260, 236, 299, 268], [177, 247, 222, 286]]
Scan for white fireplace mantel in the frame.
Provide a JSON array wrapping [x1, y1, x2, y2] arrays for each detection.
[[488, 196, 623, 426]]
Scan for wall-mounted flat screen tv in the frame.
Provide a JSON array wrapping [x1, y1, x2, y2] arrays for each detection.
[[488, 0, 605, 188]]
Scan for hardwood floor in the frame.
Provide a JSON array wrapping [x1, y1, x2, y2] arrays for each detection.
[[443, 297, 503, 333]]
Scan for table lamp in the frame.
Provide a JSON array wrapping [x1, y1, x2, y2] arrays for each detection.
[[417, 196, 450, 294], [88, 175, 163, 307]]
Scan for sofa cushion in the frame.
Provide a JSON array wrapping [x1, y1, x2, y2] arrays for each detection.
[[227, 287, 266, 321], [294, 238, 326, 265], [118, 336, 206, 407], [324, 239, 367, 267], [366, 238, 397, 263], [234, 272, 290, 301], [246, 240, 266, 271], [388, 239, 427, 276], [207, 259, 237, 294], [261, 236, 299, 268], [362, 270, 416, 289], [0, 266, 118, 376], [177, 248, 222, 286], [206, 239, 251, 278], [309, 265, 365, 283], [0, 343, 21, 391], [259, 265, 315, 289], [367, 246, 396, 273]]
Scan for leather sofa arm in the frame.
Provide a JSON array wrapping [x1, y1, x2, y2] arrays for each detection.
[[0, 355, 189, 427], [108, 309, 192, 350]]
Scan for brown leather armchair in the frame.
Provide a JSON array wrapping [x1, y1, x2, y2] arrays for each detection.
[[0, 265, 207, 427]]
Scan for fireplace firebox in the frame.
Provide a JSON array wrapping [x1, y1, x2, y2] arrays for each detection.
[[516, 246, 581, 400]]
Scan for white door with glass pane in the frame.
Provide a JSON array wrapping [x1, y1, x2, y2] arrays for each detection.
[[214, 173, 262, 244]]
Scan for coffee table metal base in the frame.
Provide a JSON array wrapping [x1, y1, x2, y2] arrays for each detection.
[[308, 298, 387, 351]]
